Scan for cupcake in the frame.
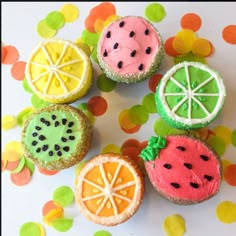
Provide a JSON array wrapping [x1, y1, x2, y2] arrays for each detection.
[[97, 16, 163, 83], [25, 39, 93, 104], [21, 104, 92, 170], [155, 61, 226, 129], [74, 153, 144, 226], [140, 135, 222, 204]]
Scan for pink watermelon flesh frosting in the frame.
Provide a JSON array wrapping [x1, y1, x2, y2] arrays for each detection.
[[98, 16, 161, 75], [143, 135, 221, 203]]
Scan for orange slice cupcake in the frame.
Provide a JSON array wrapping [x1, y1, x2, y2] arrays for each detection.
[[74, 153, 144, 226]]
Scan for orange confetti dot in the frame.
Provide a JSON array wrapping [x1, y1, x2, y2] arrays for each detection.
[[224, 164, 236, 186], [4, 159, 20, 171], [192, 38, 212, 57], [10, 166, 32, 186], [181, 13, 202, 32], [121, 146, 140, 163], [148, 74, 163, 93], [222, 25, 236, 44], [1, 45, 19, 64], [164, 36, 180, 57], [119, 109, 137, 130], [88, 96, 107, 116], [121, 139, 141, 150], [121, 124, 141, 134], [11, 61, 26, 81], [38, 166, 59, 175], [42, 200, 61, 216], [43, 207, 64, 226]]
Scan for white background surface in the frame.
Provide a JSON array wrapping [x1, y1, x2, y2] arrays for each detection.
[[2, 2, 236, 236]]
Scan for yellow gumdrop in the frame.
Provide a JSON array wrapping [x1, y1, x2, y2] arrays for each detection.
[[173, 29, 197, 54], [94, 19, 105, 33], [213, 125, 232, 146], [2, 115, 16, 131], [163, 214, 186, 236], [192, 38, 212, 57], [216, 201, 236, 224], [101, 144, 121, 154]]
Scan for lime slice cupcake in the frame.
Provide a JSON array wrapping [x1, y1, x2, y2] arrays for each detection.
[[25, 39, 93, 104], [22, 104, 92, 170], [155, 61, 226, 129], [97, 16, 163, 83]]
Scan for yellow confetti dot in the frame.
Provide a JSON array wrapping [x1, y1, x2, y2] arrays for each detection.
[[74, 160, 88, 176], [43, 207, 64, 226], [60, 4, 79, 23], [2, 115, 16, 131], [163, 214, 186, 236], [213, 125, 232, 146], [101, 144, 121, 154], [192, 38, 211, 57], [36, 223, 46, 236], [216, 201, 236, 224], [94, 19, 105, 33], [2, 151, 21, 162], [104, 15, 121, 26], [4, 141, 22, 154], [74, 38, 91, 57], [173, 29, 197, 54], [221, 159, 232, 180]]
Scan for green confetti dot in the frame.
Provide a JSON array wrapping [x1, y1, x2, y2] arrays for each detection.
[[231, 130, 236, 147], [153, 118, 173, 136], [174, 52, 206, 64], [97, 73, 117, 92], [81, 29, 100, 46], [24, 158, 35, 175], [77, 102, 88, 111], [128, 105, 149, 125], [17, 107, 35, 127], [19, 222, 41, 236], [45, 11, 65, 30], [22, 77, 33, 93], [145, 3, 166, 22], [207, 135, 226, 156], [11, 156, 25, 174], [142, 93, 157, 113], [52, 185, 74, 207], [51, 218, 73, 232], [168, 129, 187, 135], [93, 230, 112, 236], [91, 46, 99, 63], [31, 93, 50, 109], [36, 19, 57, 39]]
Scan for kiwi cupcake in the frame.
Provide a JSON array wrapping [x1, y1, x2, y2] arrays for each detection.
[[25, 39, 93, 104], [155, 61, 226, 129], [21, 104, 92, 170], [97, 16, 164, 83]]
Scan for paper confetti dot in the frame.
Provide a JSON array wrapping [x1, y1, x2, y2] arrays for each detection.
[[145, 3, 166, 22], [222, 25, 236, 44], [4, 159, 20, 171], [17, 107, 35, 127], [36, 19, 57, 39], [164, 36, 180, 57], [232, 130, 236, 147], [52, 186, 74, 207], [22, 78, 33, 93], [45, 11, 65, 30], [148, 74, 163, 93], [43, 207, 64, 226], [93, 230, 112, 236], [42, 200, 60, 216], [174, 52, 206, 64], [216, 201, 236, 224], [128, 105, 149, 125], [60, 4, 79, 23], [51, 218, 73, 232], [142, 93, 157, 113], [163, 214, 186, 236], [38, 166, 59, 176], [2, 115, 16, 130], [207, 135, 226, 156], [213, 125, 232, 146], [11, 61, 26, 81], [94, 18, 105, 33], [153, 118, 173, 136], [181, 13, 202, 32], [4, 140, 22, 154], [10, 166, 32, 186], [101, 144, 121, 154], [224, 164, 236, 186], [96, 73, 117, 92], [88, 96, 108, 116], [19, 222, 43, 236], [1, 45, 19, 64], [24, 158, 35, 175], [31, 93, 50, 109], [192, 38, 212, 57], [10, 156, 25, 174], [74, 160, 88, 176], [74, 39, 91, 57], [121, 146, 140, 163]]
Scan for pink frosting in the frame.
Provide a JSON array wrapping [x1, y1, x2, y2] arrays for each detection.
[[145, 136, 221, 202], [98, 16, 161, 75]]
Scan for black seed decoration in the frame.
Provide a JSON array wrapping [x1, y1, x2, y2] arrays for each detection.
[[54, 144, 60, 151], [119, 21, 125, 27], [42, 145, 48, 151], [171, 182, 180, 188], [32, 132, 38, 137], [57, 151, 62, 156], [117, 61, 123, 69], [61, 137, 67, 142], [106, 31, 111, 38], [66, 129, 72, 134], [40, 118, 46, 123], [62, 118, 67, 125], [138, 64, 143, 71], [35, 126, 41, 131], [184, 163, 192, 169], [113, 42, 119, 49], [54, 121, 59, 127], [190, 182, 199, 188], [45, 121, 50, 126], [32, 141, 38, 146], [129, 31, 135, 37], [103, 49, 108, 57], [204, 175, 213, 181], [69, 136, 75, 140], [145, 47, 151, 54], [200, 155, 209, 161], [163, 164, 172, 169], [68, 121, 74, 128], [144, 28, 149, 35], [39, 135, 46, 141], [176, 146, 186, 151], [63, 146, 70, 152], [51, 115, 56, 120], [49, 151, 53, 156], [36, 147, 41, 153], [130, 50, 136, 57]]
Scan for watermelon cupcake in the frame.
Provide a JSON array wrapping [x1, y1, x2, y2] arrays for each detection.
[[155, 61, 226, 129], [140, 135, 222, 204], [97, 16, 164, 83]]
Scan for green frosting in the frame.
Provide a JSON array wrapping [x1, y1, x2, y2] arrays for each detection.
[[139, 136, 166, 161], [24, 110, 81, 162]]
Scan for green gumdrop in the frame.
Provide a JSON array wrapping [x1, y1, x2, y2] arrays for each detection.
[[51, 218, 73, 232], [153, 118, 173, 136], [52, 185, 74, 207], [142, 93, 157, 113], [31, 94, 50, 109], [231, 130, 236, 147], [128, 105, 149, 125], [22, 78, 33, 93], [93, 230, 112, 236], [207, 135, 226, 156], [145, 3, 166, 22], [97, 73, 117, 92], [81, 29, 100, 46]]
